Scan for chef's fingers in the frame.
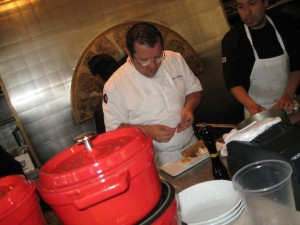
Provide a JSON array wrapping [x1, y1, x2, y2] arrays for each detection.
[[158, 132, 175, 142], [179, 116, 193, 126], [177, 117, 193, 132], [272, 100, 293, 112], [186, 117, 192, 123], [284, 102, 294, 113], [159, 126, 176, 142]]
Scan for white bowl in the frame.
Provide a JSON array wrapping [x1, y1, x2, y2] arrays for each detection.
[[178, 180, 241, 225], [210, 203, 243, 225]]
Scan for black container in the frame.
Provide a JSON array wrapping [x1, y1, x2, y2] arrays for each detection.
[[227, 122, 300, 210]]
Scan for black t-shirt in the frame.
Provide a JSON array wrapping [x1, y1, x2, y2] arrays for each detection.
[[249, 22, 283, 58], [222, 12, 300, 91]]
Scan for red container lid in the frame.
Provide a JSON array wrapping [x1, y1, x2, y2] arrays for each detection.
[[0, 175, 35, 218], [38, 127, 153, 190]]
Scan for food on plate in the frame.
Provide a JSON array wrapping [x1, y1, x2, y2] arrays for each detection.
[[181, 140, 207, 161], [181, 157, 192, 163]]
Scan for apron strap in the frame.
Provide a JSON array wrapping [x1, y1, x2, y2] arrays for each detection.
[[244, 15, 287, 60]]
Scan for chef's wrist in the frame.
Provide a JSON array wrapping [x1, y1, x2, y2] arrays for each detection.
[[118, 123, 152, 137], [282, 92, 294, 101], [118, 123, 145, 134], [137, 125, 147, 135]]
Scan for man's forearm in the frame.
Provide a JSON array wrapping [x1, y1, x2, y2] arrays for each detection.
[[231, 86, 266, 115], [118, 123, 176, 143], [284, 70, 300, 98], [184, 91, 202, 111], [231, 86, 255, 108], [118, 123, 151, 136]]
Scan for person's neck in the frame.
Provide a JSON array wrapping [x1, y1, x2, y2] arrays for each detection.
[[249, 17, 267, 30]]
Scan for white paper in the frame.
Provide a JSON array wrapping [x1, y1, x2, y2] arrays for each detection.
[[15, 153, 35, 174]]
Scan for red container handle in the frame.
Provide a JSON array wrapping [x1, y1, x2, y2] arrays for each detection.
[[66, 170, 129, 209]]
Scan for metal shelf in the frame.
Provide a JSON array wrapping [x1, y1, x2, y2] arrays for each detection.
[[0, 95, 15, 126], [0, 117, 15, 126]]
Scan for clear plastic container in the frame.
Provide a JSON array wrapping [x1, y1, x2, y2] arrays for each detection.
[[232, 159, 297, 225]]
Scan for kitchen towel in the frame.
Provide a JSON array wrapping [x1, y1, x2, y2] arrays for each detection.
[[220, 117, 282, 156]]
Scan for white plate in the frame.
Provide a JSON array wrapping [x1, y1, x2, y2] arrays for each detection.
[[159, 142, 223, 177], [178, 180, 241, 225], [213, 203, 244, 225], [196, 201, 242, 225], [159, 151, 209, 177]]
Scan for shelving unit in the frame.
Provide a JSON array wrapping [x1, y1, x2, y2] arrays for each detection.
[[0, 79, 41, 179], [0, 93, 15, 126]]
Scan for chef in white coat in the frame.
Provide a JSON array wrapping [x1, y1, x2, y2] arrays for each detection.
[[102, 22, 203, 166], [222, 0, 300, 118]]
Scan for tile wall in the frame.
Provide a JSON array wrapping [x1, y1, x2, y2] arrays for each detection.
[[0, 0, 230, 163]]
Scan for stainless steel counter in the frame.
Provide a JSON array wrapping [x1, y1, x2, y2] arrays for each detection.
[[159, 155, 300, 225], [159, 157, 220, 192]]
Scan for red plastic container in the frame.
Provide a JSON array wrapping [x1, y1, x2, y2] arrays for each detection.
[[0, 175, 46, 225], [37, 127, 162, 225]]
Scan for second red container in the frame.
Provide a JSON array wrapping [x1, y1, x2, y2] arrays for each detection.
[[0, 175, 46, 225]]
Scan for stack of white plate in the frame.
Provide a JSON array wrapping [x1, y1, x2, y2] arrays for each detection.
[[178, 180, 243, 225]]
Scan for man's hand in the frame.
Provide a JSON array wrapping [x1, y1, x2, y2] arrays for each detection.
[[118, 123, 175, 142], [146, 125, 176, 142], [176, 91, 200, 133], [177, 110, 194, 133], [247, 103, 266, 116], [272, 93, 294, 112], [231, 86, 266, 116]]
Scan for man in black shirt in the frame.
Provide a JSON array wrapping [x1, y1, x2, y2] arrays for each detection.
[[222, 0, 300, 118]]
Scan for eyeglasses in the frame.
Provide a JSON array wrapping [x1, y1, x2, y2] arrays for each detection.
[[134, 52, 165, 67]]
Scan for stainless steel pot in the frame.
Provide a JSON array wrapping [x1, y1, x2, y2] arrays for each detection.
[[236, 108, 290, 130], [196, 108, 290, 130]]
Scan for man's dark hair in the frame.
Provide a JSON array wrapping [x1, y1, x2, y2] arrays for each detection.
[[88, 54, 119, 81], [126, 22, 164, 56]]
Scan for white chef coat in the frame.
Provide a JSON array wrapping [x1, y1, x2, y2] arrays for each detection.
[[103, 51, 202, 166], [244, 16, 290, 118]]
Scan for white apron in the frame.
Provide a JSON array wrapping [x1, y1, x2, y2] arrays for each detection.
[[244, 16, 290, 118], [133, 69, 197, 167]]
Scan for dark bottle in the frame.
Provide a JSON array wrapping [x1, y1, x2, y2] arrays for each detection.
[[198, 124, 230, 180]]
